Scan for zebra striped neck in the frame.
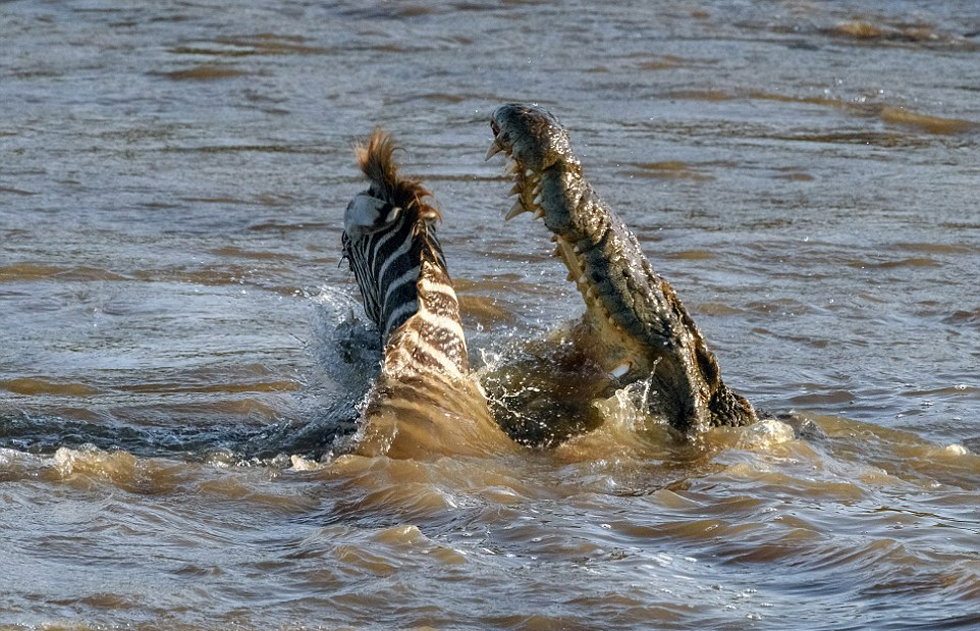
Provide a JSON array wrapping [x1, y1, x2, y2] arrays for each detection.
[[343, 209, 468, 378], [383, 255, 468, 379]]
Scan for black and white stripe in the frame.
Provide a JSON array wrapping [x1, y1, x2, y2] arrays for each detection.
[[342, 203, 421, 341]]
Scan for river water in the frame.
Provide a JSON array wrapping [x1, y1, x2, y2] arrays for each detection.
[[2, 0, 979, 629]]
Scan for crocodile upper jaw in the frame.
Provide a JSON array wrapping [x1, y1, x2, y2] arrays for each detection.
[[487, 108, 647, 383]]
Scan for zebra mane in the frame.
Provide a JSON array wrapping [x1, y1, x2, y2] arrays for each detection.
[[355, 128, 441, 227]]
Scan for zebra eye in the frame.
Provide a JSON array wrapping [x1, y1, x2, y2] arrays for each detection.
[[386, 206, 402, 224]]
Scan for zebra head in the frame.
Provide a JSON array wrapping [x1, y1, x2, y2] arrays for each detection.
[[341, 130, 464, 373]]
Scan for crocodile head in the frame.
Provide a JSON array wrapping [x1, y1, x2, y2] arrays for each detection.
[[487, 103, 756, 435]]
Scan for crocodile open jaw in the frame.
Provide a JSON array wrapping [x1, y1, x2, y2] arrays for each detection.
[[487, 103, 757, 435]]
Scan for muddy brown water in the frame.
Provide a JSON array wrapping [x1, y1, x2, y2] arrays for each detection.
[[2, 1, 979, 629]]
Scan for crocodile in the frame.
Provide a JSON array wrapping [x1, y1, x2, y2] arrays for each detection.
[[341, 129, 514, 458], [485, 103, 757, 435]]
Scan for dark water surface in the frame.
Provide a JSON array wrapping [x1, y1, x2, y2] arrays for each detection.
[[2, 0, 979, 629]]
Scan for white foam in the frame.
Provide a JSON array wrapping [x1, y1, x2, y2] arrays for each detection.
[[739, 419, 795, 449], [290, 455, 325, 471]]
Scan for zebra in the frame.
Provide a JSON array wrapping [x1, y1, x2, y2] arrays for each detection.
[[341, 129, 514, 458]]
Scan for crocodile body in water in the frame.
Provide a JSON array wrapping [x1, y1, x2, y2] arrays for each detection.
[[485, 103, 757, 435], [341, 111, 756, 457]]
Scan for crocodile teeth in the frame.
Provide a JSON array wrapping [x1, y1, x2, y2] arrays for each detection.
[[534, 208, 545, 219], [508, 183, 521, 196], [505, 200, 530, 221], [504, 161, 518, 176], [486, 139, 504, 161], [525, 168, 534, 177]]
